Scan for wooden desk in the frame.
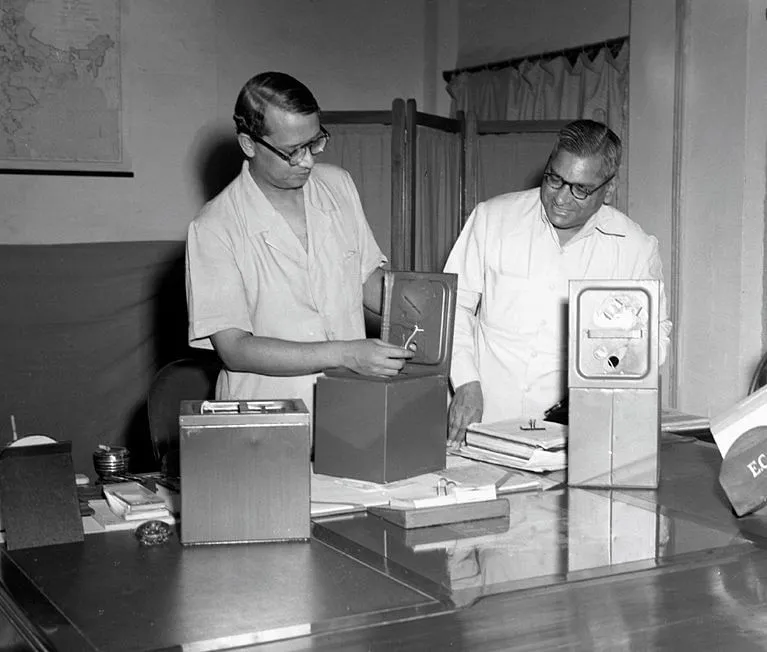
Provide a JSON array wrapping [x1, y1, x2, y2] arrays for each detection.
[[2, 435, 767, 651]]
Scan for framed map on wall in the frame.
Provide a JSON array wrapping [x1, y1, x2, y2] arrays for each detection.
[[0, 0, 125, 173]]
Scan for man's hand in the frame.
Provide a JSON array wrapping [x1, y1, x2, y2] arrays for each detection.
[[342, 338, 413, 376], [448, 381, 483, 448]]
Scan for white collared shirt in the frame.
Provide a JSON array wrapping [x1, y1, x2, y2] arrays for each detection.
[[444, 188, 671, 423], [186, 161, 385, 412]]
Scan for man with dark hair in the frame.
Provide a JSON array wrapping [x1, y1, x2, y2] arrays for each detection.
[[186, 72, 411, 413], [444, 119, 671, 444]]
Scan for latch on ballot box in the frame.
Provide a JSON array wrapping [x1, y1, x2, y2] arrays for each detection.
[[198, 400, 299, 415]]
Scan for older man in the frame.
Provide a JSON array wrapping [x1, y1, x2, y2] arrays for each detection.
[[444, 119, 671, 444]]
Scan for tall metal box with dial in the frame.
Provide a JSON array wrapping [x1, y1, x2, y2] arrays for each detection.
[[313, 271, 457, 483], [567, 280, 660, 488]]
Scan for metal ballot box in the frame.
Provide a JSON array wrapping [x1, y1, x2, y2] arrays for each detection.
[[567, 280, 660, 488], [314, 271, 457, 483], [567, 488, 662, 572], [179, 399, 310, 545]]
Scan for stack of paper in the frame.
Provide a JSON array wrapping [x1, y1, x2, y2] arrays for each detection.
[[457, 419, 567, 472], [310, 455, 556, 517], [102, 481, 171, 521], [88, 499, 175, 532]]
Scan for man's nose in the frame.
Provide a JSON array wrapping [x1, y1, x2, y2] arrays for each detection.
[[297, 149, 315, 169], [554, 184, 572, 203]]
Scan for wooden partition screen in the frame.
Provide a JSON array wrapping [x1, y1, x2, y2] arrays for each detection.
[[321, 108, 396, 265], [324, 102, 567, 273], [325, 99, 462, 273], [411, 102, 464, 272]]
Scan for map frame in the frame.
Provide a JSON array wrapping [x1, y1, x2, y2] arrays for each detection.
[[0, 0, 127, 173]]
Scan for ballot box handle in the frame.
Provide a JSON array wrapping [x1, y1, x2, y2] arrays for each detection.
[[199, 400, 295, 415]]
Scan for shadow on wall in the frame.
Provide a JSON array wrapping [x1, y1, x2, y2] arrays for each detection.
[[125, 242, 221, 473], [189, 122, 244, 204], [122, 126, 243, 470]]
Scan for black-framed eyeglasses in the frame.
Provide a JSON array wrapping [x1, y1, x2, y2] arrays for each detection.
[[542, 171, 614, 201], [250, 126, 330, 166]]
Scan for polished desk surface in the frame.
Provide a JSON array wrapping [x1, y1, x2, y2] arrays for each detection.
[[2, 435, 767, 651]]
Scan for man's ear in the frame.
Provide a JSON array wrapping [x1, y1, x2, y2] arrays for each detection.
[[237, 132, 256, 158], [603, 176, 618, 205]]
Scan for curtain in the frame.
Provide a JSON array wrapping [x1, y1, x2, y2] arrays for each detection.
[[415, 126, 463, 273], [448, 42, 629, 212], [322, 123, 392, 258]]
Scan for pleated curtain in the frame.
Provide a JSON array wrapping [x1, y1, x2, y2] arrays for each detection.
[[414, 126, 463, 273]]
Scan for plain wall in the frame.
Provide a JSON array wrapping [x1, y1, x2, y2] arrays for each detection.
[[673, 0, 766, 413], [630, 0, 766, 414], [627, 0, 678, 405], [456, 0, 629, 68]]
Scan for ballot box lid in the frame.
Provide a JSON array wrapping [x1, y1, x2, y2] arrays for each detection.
[[179, 399, 310, 427], [379, 270, 457, 378]]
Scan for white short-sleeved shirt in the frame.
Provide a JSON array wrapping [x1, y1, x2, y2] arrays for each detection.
[[186, 161, 386, 413], [443, 188, 671, 423]]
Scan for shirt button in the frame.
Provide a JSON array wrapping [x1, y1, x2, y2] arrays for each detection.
[[530, 351, 538, 359]]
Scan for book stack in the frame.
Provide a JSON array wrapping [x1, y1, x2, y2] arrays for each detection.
[[101, 481, 172, 522], [457, 418, 567, 472]]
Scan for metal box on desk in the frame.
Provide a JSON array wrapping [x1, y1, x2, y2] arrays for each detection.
[[179, 399, 310, 545], [567, 280, 660, 488], [314, 373, 448, 483], [313, 271, 457, 484]]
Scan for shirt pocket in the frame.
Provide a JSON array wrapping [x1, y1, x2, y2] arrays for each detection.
[[484, 267, 548, 335]]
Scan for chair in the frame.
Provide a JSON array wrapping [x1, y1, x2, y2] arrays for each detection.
[[748, 351, 767, 395], [147, 356, 221, 475]]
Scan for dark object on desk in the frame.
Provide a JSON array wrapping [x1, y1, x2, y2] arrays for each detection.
[[0, 441, 84, 550], [369, 498, 509, 529], [543, 397, 568, 425], [135, 519, 173, 546], [179, 398, 311, 545], [92, 444, 130, 478], [147, 356, 220, 475], [719, 426, 767, 517], [78, 497, 95, 517], [748, 351, 767, 395], [314, 374, 448, 483], [314, 271, 456, 484]]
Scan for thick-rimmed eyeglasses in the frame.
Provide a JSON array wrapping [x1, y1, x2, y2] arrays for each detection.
[[250, 127, 330, 166], [542, 171, 614, 201]]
